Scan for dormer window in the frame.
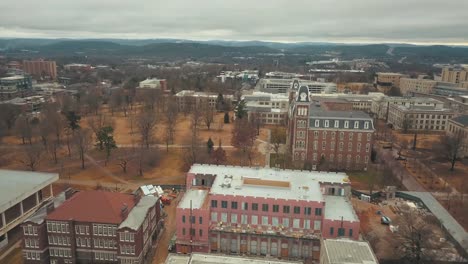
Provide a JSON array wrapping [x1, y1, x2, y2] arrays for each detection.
[[324, 120, 329, 128], [344, 121, 349, 128], [354, 121, 359, 129], [364, 122, 369, 129], [334, 120, 339, 128], [315, 120, 320, 127]]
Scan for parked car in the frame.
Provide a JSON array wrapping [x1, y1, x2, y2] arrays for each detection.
[[381, 216, 391, 225]]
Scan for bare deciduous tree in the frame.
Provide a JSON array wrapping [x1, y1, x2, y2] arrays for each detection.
[[19, 144, 43, 171], [73, 128, 92, 169], [137, 110, 157, 148], [270, 127, 286, 155], [438, 131, 466, 171], [231, 118, 257, 165], [164, 97, 178, 151], [15, 114, 33, 145], [202, 103, 214, 130]]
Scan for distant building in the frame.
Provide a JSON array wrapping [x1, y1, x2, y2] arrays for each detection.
[[23, 60, 57, 80], [0, 170, 58, 249], [138, 78, 167, 91], [288, 85, 375, 171], [175, 90, 233, 112], [374, 72, 407, 93], [336, 82, 373, 93], [63, 64, 92, 71], [310, 92, 385, 113], [0, 75, 33, 100], [165, 253, 304, 264], [446, 115, 468, 158], [21, 190, 163, 264], [217, 70, 259, 83], [0, 95, 48, 113], [441, 66, 468, 84], [433, 82, 468, 96], [264, 71, 303, 79], [399, 78, 437, 95], [175, 164, 360, 263], [242, 91, 289, 125], [387, 104, 454, 132], [255, 78, 336, 94], [370, 96, 444, 120], [320, 239, 379, 264]]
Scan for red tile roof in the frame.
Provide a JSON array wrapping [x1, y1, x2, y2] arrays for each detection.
[[46, 190, 136, 224]]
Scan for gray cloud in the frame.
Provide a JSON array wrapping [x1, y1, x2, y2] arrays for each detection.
[[1, 0, 467, 44]]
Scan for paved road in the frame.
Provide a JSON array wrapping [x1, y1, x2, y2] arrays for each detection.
[[377, 147, 426, 191]]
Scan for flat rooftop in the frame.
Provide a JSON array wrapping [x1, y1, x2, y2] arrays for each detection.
[[322, 239, 379, 264], [324, 196, 359, 222], [178, 189, 208, 209], [188, 165, 349, 202], [165, 253, 303, 264], [0, 170, 58, 213]]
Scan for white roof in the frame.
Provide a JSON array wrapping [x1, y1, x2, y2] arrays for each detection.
[[140, 185, 157, 196], [189, 164, 349, 202], [0, 170, 58, 213], [119, 196, 158, 230], [322, 239, 379, 264], [1, 75, 27, 80], [324, 196, 359, 222], [178, 189, 208, 209], [165, 253, 303, 264]]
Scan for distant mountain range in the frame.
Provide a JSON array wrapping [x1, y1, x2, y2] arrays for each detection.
[[1, 38, 468, 62]]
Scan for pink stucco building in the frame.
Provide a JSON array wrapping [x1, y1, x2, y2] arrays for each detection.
[[176, 164, 360, 263]]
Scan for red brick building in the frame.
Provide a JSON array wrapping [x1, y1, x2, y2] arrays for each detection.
[[288, 85, 375, 171], [23, 60, 57, 80], [22, 190, 163, 264]]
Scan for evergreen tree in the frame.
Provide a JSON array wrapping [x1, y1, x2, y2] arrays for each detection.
[[224, 112, 230, 124], [235, 100, 247, 119], [207, 137, 214, 153], [64, 111, 81, 132], [95, 126, 117, 165]]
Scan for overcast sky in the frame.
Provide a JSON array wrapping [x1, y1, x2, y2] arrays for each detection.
[[1, 0, 467, 44]]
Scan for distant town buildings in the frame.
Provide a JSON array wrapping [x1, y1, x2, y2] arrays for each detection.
[[0, 95, 47, 113], [22, 190, 163, 264], [138, 78, 167, 91], [63, 64, 92, 71], [370, 96, 444, 120], [399, 78, 437, 95], [175, 164, 359, 262], [242, 91, 289, 125], [255, 78, 336, 94], [441, 66, 468, 85], [374, 72, 408, 93], [217, 70, 259, 83], [320, 239, 379, 264], [288, 86, 374, 171], [387, 103, 454, 132], [22, 60, 57, 80], [175, 90, 233, 112], [0, 75, 33, 100], [0, 170, 58, 249], [446, 115, 468, 158]]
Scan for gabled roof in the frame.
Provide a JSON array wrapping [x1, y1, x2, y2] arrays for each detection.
[[119, 196, 158, 230], [46, 191, 136, 224]]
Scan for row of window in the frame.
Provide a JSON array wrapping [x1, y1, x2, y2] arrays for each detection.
[[330, 227, 353, 237], [24, 251, 40, 260], [121, 258, 139, 264], [93, 224, 117, 237], [210, 213, 322, 230], [120, 232, 135, 242], [121, 245, 136, 255], [23, 225, 38, 236], [48, 235, 70, 246], [311, 153, 369, 164], [95, 251, 117, 261], [94, 238, 117, 249], [182, 215, 203, 224], [76, 237, 91, 247], [211, 201, 322, 216], [213, 238, 316, 257], [312, 119, 370, 129], [312, 141, 371, 152], [181, 228, 203, 237], [311, 131, 371, 141], [75, 225, 89, 235], [50, 248, 72, 258], [47, 221, 69, 234], [24, 238, 39, 248]]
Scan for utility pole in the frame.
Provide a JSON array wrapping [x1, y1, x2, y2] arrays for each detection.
[[190, 199, 193, 253]]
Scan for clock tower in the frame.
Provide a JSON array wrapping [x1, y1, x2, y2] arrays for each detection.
[[288, 85, 310, 162]]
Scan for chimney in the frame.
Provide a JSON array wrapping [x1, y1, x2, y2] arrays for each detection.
[[121, 203, 128, 218]]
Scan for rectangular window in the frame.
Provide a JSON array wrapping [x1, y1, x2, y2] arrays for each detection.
[[262, 204, 269, 212], [283, 218, 289, 227], [283, 206, 290, 214], [242, 202, 248, 210], [231, 214, 238, 223], [262, 216, 269, 225], [199, 217, 203, 224], [231, 201, 238, 209], [314, 220, 321, 230], [199, 229, 203, 237], [211, 200, 217, 208], [338, 228, 345, 237], [349, 229, 353, 237], [304, 220, 310, 229], [293, 219, 300, 228], [272, 217, 279, 226], [252, 203, 258, 211], [182, 215, 186, 223], [330, 227, 334, 235], [221, 201, 228, 208], [241, 214, 248, 224], [272, 205, 279, 213], [294, 206, 300, 214], [304, 207, 311, 215], [315, 208, 322, 216], [221, 213, 227, 222], [251, 215, 258, 225]]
